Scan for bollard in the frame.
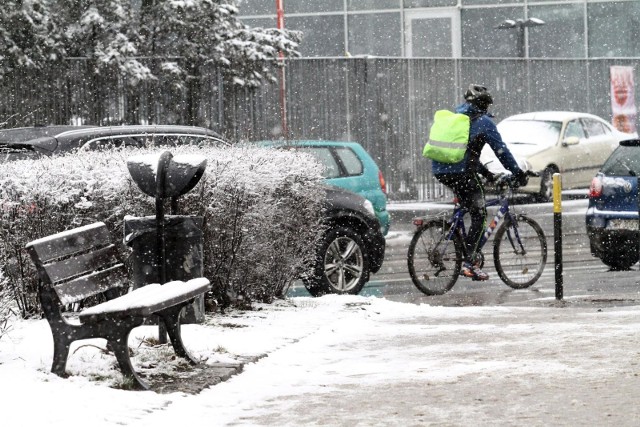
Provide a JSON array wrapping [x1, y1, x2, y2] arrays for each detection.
[[553, 173, 563, 300]]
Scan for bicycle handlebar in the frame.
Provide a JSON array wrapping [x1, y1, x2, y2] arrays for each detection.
[[493, 169, 539, 190]]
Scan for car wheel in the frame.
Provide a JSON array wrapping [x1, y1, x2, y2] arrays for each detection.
[[303, 226, 370, 297], [600, 252, 638, 271], [538, 166, 558, 202]]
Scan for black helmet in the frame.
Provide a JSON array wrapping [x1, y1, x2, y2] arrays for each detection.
[[464, 84, 493, 110]]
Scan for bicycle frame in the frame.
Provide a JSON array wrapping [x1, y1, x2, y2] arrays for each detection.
[[443, 194, 522, 260]]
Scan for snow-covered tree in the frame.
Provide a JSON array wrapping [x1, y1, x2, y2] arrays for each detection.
[[0, 0, 63, 74], [139, 0, 301, 87], [61, 0, 153, 83]]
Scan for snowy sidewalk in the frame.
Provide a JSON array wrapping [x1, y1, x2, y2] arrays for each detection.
[[1, 295, 640, 426]]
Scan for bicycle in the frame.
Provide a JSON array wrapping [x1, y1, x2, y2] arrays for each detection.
[[407, 172, 547, 295]]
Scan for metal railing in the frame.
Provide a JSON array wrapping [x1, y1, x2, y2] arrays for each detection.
[[2, 57, 638, 201]]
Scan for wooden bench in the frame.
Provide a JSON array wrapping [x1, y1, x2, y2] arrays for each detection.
[[25, 221, 211, 390]]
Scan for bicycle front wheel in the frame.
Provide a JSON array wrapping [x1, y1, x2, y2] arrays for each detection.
[[493, 214, 547, 289], [407, 220, 463, 295]]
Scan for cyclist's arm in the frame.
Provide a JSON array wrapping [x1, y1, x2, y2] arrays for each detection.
[[478, 118, 523, 175]]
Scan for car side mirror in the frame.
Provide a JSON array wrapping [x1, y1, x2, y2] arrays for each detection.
[[562, 136, 580, 146]]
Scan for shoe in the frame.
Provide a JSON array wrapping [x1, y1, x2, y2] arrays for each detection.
[[462, 262, 489, 281]]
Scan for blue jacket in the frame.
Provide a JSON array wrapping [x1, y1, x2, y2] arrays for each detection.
[[431, 102, 521, 176]]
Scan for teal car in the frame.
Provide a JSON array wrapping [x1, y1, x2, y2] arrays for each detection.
[[256, 140, 390, 235]]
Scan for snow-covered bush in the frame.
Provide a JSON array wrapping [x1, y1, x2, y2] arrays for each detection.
[[0, 271, 14, 340], [0, 145, 324, 317]]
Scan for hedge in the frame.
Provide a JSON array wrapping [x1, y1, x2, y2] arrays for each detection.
[[0, 144, 325, 318]]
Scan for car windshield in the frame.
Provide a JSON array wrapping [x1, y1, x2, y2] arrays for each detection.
[[497, 120, 562, 147], [601, 145, 640, 176]]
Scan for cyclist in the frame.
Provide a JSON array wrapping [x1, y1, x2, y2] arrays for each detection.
[[431, 84, 528, 281]]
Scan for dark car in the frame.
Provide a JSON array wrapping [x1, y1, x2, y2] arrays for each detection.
[[303, 185, 385, 297], [254, 140, 390, 236], [586, 139, 640, 269], [0, 124, 227, 161]]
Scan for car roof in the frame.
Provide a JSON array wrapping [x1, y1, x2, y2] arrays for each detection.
[[255, 140, 362, 148], [501, 111, 607, 123], [54, 125, 222, 140], [0, 125, 94, 143], [0, 125, 227, 151], [0, 124, 222, 141]]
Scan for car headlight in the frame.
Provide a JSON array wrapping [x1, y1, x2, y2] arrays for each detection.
[[363, 199, 375, 217]]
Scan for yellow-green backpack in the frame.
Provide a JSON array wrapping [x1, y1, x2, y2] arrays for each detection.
[[422, 110, 472, 164]]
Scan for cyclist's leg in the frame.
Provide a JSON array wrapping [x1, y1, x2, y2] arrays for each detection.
[[450, 173, 489, 280]]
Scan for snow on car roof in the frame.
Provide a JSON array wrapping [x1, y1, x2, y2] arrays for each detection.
[[501, 111, 604, 122]]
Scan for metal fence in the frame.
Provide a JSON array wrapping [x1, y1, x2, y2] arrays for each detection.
[[2, 57, 639, 201]]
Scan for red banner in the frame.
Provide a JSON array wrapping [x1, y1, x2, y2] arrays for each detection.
[[610, 65, 637, 133]]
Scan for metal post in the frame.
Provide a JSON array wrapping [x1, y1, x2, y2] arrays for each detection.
[[155, 151, 173, 343], [553, 173, 563, 300], [516, 25, 525, 58], [276, 0, 288, 139]]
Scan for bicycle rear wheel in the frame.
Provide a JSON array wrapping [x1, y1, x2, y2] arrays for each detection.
[[493, 214, 547, 289], [407, 220, 463, 295]]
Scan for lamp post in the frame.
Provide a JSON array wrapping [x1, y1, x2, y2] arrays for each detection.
[[495, 18, 545, 58]]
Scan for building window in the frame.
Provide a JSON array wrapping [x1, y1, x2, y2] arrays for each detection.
[[462, 0, 523, 4], [462, 6, 523, 58], [237, 0, 274, 16], [588, 1, 640, 57], [405, 0, 457, 7], [348, 0, 401, 11], [288, 0, 344, 13], [528, 4, 585, 58], [287, 15, 346, 57], [348, 12, 402, 56]]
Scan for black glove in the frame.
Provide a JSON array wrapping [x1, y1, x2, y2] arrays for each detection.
[[483, 170, 496, 183], [513, 170, 528, 188]]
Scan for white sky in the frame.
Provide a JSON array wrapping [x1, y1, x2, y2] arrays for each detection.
[[1, 294, 639, 426]]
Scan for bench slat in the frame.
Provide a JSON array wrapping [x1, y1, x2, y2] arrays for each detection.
[[43, 244, 121, 284], [78, 278, 211, 323], [26, 222, 111, 263], [55, 264, 129, 305]]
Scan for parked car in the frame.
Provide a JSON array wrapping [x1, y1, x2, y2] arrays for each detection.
[[303, 184, 385, 296], [586, 138, 640, 270], [481, 111, 637, 201], [254, 140, 390, 236], [0, 124, 228, 162]]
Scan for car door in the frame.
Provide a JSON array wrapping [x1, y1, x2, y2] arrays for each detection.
[[581, 118, 617, 183], [558, 119, 588, 188]]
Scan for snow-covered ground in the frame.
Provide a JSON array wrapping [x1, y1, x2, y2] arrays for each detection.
[[1, 294, 639, 426]]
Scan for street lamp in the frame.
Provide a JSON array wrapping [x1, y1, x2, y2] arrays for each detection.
[[495, 18, 545, 58]]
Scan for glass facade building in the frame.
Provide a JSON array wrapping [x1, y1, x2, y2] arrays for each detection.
[[239, 0, 640, 58]]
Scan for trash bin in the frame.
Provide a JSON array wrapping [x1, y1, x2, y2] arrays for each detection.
[[124, 215, 205, 324]]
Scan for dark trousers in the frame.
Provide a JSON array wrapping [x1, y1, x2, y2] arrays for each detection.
[[435, 172, 487, 263]]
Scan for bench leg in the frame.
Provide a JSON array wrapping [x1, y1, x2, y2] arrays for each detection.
[[157, 305, 198, 365], [105, 318, 149, 391], [51, 334, 72, 377]]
